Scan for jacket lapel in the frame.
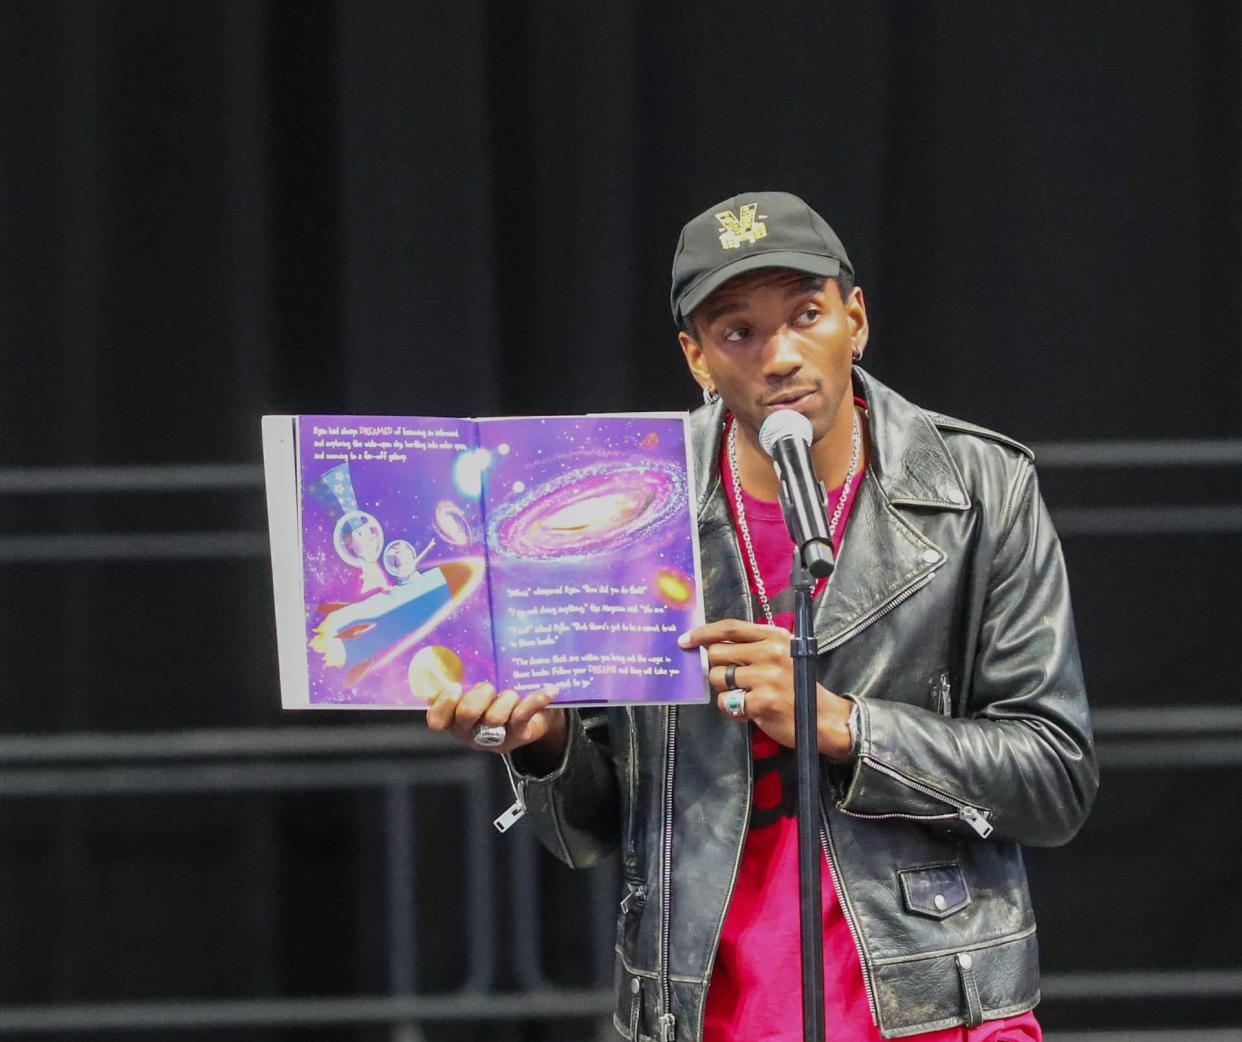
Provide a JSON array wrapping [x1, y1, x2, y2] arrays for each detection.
[[811, 467, 943, 650], [811, 370, 970, 649]]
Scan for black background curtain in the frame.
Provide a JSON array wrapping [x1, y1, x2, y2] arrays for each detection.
[[2, 1, 1241, 1037]]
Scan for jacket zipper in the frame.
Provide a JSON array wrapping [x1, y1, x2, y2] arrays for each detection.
[[819, 821, 880, 1026], [836, 805, 957, 828], [625, 708, 638, 864], [818, 571, 936, 654], [658, 705, 678, 1042], [852, 757, 994, 838], [620, 881, 647, 915], [493, 757, 527, 833]]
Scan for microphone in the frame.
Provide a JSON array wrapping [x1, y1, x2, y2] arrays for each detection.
[[758, 411, 835, 578]]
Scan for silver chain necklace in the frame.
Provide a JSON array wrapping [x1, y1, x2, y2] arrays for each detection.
[[728, 408, 862, 625]]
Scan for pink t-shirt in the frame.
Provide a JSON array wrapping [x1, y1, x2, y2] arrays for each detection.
[[703, 410, 1041, 1042]]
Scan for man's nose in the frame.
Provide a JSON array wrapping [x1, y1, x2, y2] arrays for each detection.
[[761, 327, 803, 379]]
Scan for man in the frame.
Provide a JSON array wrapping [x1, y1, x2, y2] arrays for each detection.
[[428, 192, 1097, 1040]]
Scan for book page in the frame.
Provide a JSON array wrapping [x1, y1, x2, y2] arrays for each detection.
[[478, 414, 707, 707], [290, 416, 495, 708]]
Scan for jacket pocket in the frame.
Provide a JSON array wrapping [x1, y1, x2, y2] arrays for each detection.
[[899, 862, 970, 919]]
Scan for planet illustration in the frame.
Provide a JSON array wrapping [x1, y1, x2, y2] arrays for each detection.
[[453, 449, 493, 498], [654, 566, 694, 607], [641, 431, 660, 451], [433, 500, 471, 546], [488, 460, 686, 561], [407, 645, 465, 706]]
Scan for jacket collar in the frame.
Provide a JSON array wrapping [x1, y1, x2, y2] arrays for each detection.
[[689, 367, 970, 649], [852, 368, 971, 511]]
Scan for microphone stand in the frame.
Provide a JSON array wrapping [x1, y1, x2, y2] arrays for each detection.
[[790, 543, 827, 1042]]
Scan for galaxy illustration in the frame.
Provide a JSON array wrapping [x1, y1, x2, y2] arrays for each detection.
[[476, 413, 707, 707], [487, 459, 687, 562], [433, 500, 471, 546]]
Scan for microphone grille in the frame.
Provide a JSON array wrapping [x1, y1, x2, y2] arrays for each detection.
[[758, 410, 814, 456]]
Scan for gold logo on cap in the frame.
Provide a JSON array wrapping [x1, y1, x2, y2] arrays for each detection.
[[715, 204, 767, 250]]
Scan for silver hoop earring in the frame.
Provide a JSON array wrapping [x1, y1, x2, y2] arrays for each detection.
[[851, 348, 863, 362], [703, 387, 721, 405]]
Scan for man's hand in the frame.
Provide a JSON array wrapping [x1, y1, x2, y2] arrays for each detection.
[[426, 682, 568, 770], [679, 619, 853, 758]]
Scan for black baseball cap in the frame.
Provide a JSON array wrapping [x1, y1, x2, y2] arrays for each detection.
[[670, 191, 854, 327]]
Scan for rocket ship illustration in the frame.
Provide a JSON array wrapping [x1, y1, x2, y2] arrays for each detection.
[[309, 558, 482, 688], [306, 462, 483, 688]]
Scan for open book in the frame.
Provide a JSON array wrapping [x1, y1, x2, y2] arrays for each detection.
[[262, 413, 708, 709]]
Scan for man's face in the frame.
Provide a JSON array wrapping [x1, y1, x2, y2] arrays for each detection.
[[678, 269, 868, 445]]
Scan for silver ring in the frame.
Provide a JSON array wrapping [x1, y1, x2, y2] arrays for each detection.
[[472, 723, 507, 748], [724, 663, 739, 691], [723, 689, 746, 720]]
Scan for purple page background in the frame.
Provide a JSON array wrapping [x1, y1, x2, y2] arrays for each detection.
[[480, 415, 705, 706], [297, 416, 495, 706]]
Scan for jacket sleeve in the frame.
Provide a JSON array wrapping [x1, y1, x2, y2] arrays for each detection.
[[833, 461, 1099, 847], [503, 708, 621, 868]]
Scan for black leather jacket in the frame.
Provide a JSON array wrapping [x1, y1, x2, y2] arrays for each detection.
[[509, 368, 1098, 1040]]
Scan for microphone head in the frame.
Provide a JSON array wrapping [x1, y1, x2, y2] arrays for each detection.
[[759, 410, 814, 456]]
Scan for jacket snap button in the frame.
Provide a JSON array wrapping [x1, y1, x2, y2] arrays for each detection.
[[957, 953, 973, 970], [922, 549, 939, 564], [631, 978, 641, 994], [934, 894, 947, 911], [948, 489, 965, 504]]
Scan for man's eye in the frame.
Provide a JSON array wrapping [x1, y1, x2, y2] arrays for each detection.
[[723, 327, 750, 342], [797, 307, 820, 324]]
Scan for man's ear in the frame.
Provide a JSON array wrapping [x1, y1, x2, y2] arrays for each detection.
[[678, 330, 714, 394], [845, 285, 869, 358]]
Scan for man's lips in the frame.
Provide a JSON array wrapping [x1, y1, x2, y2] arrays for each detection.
[[763, 388, 818, 408]]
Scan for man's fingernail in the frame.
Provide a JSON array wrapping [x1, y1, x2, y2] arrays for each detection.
[[677, 632, 692, 647], [545, 685, 559, 698]]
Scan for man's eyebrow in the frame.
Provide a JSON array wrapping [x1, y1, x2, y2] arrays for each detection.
[[699, 298, 748, 325], [785, 275, 827, 296], [699, 276, 827, 326]]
